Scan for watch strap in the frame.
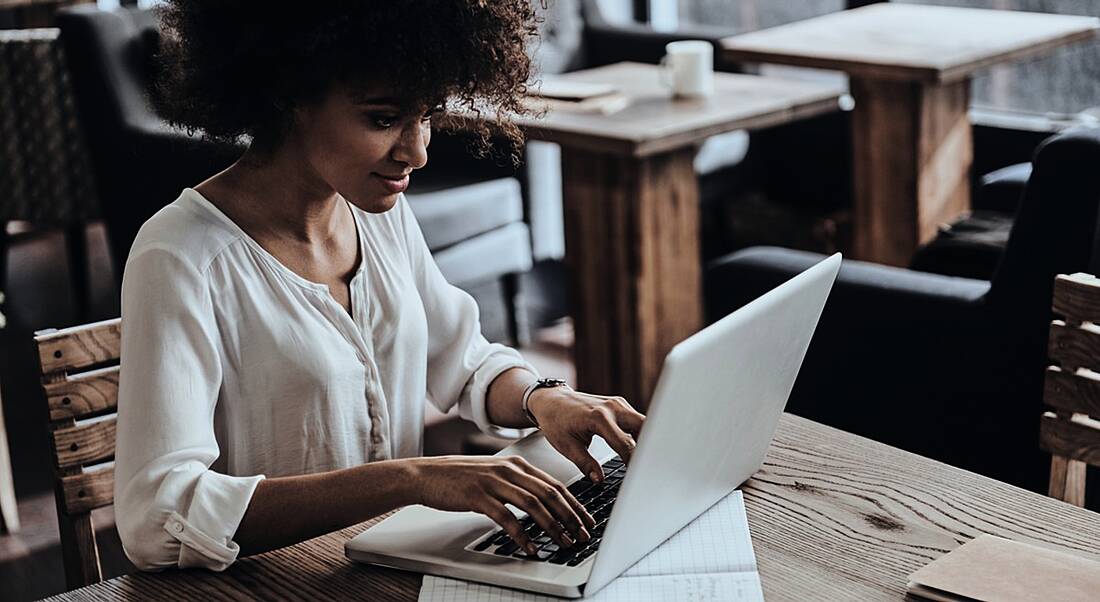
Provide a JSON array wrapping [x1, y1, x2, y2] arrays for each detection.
[[521, 378, 569, 427]]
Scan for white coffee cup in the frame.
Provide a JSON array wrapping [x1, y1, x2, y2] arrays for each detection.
[[660, 40, 714, 99]]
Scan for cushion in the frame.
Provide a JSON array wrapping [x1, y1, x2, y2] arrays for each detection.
[[910, 211, 1014, 281], [405, 177, 524, 251], [433, 222, 533, 286], [975, 162, 1031, 214]]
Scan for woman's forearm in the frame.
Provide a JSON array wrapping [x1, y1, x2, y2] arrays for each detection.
[[485, 367, 540, 428], [233, 458, 423, 556]]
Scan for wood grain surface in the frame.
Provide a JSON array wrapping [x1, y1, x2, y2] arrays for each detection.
[[1044, 367, 1100, 417], [43, 366, 119, 421], [1040, 413, 1100, 466], [44, 414, 1100, 601], [848, 76, 972, 266], [1048, 321, 1100, 373], [561, 146, 701, 409], [60, 466, 114, 515], [1052, 272, 1100, 323], [36, 319, 121, 375], [52, 418, 116, 470], [720, 4, 1099, 83], [444, 62, 843, 157]]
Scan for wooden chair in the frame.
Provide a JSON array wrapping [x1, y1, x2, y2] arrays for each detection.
[[1041, 273, 1100, 507], [33, 318, 121, 589]]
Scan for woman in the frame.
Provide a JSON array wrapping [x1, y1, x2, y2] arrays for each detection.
[[114, 1, 645, 571]]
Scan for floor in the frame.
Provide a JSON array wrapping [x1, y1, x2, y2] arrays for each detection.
[[0, 222, 574, 601]]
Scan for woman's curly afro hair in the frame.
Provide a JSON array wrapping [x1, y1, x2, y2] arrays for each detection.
[[153, 1, 542, 162]]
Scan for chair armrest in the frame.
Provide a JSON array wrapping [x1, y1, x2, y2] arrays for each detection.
[[706, 246, 990, 324], [974, 162, 1031, 214]]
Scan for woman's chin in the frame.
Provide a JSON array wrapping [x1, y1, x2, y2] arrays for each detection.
[[345, 191, 401, 214]]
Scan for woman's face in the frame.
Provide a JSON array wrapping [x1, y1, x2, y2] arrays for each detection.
[[290, 84, 437, 213]]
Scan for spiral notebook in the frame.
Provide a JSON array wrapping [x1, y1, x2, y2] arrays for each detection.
[[418, 491, 764, 602]]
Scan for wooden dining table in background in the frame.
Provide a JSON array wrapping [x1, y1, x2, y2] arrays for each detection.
[[45, 414, 1100, 601], [722, 3, 1100, 266], [456, 61, 845, 409]]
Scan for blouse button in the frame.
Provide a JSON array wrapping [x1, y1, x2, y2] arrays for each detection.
[[169, 521, 184, 534]]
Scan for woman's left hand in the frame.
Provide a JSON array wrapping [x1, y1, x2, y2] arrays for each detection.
[[527, 387, 646, 483]]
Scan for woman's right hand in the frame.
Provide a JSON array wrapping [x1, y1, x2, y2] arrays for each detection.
[[408, 455, 595, 554]]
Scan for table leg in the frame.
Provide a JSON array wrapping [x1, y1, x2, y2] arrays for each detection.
[[849, 77, 973, 266], [560, 147, 702, 411]]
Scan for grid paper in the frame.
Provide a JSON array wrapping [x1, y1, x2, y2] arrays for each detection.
[[418, 491, 763, 601]]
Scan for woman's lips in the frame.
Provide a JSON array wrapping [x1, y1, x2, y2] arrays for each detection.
[[373, 172, 409, 194]]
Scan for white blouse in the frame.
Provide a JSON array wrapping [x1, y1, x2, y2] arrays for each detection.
[[114, 188, 535, 571]]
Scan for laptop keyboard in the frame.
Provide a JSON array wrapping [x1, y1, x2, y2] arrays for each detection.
[[468, 457, 625, 567]]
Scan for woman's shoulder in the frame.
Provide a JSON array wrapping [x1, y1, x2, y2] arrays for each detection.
[[126, 188, 245, 275]]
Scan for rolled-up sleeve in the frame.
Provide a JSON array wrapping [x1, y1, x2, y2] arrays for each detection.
[[397, 195, 538, 436], [115, 245, 264, 571]]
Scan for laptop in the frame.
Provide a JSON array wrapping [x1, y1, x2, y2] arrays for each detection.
[[345, 253, 841, 598]]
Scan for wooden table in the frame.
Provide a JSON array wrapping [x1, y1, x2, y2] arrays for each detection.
[[46, 414, 1100, 601], [501, 62, 844, 408], [722, 4, 1100, 266]]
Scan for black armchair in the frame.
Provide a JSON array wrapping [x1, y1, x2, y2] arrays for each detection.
[[56, 7, 242, 276], [705, 128, 1100, 496]]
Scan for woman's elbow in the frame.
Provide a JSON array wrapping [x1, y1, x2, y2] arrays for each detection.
[[115, 497, 176, 571]]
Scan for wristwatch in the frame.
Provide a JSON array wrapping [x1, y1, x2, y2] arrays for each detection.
[[521, 378, 570, 427]]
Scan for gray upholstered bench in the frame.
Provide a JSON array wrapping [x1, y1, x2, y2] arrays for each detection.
[[406, 177, 532, 344]]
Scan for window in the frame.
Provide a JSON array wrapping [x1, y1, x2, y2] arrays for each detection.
[[676, 0, 846, 35], [893, 0, 1100, 117], [675, 0, 1100, 117]]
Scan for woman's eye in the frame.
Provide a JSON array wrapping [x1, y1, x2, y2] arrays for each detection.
[[370, 114, 398, 128], [421, 106, 444, 123]]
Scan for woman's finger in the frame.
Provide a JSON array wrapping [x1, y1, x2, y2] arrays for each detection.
[[609, 397, 645, 437], [495, 481, 575, 549], [480, 500, 536, 554], [513, 465, 594, 535], [553, 433, 606, 484], [523, 463, 596, 530], [590, 409, 637, 464]]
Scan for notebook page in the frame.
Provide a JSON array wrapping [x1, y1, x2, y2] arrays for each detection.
[[419, 572, 763, 602], [624, 490, 757, 577], [418, 491, 762, 602]]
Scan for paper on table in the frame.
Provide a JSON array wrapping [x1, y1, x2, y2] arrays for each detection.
[[419, 572, 763, 602], [528, 78, 619, 101], [418, 491, 763, 602]]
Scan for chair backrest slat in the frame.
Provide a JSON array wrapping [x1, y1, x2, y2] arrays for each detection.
[[1043, 273, 1100, 507], [1048, 321, 1100, 371], [52, 418, 116, 469], [1043, 368, 1100, 417], [36, 319, 121, 374], [34, 317, 122, 589], [1040, 412, 1100, 465], [61, 466, 114, 515], [1052, 273, 1100, 324], [43, 366, 119, 421]]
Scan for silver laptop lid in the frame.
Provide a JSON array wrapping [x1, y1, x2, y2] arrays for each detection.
[[584, 253, 841, 594]]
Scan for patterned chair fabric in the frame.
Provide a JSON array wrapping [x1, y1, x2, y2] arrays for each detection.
[[0, 28, 99, 224]]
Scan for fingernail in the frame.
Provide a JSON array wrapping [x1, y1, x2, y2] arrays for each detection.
[[590, 470, 602, 482], [527, 543, 538, 554], [579, 527, 591, 541]]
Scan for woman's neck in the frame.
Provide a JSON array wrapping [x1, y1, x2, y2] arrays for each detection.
[[199, 143, 346, 246]]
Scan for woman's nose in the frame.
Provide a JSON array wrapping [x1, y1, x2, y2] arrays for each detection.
[[392, 122, 429, 170]]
